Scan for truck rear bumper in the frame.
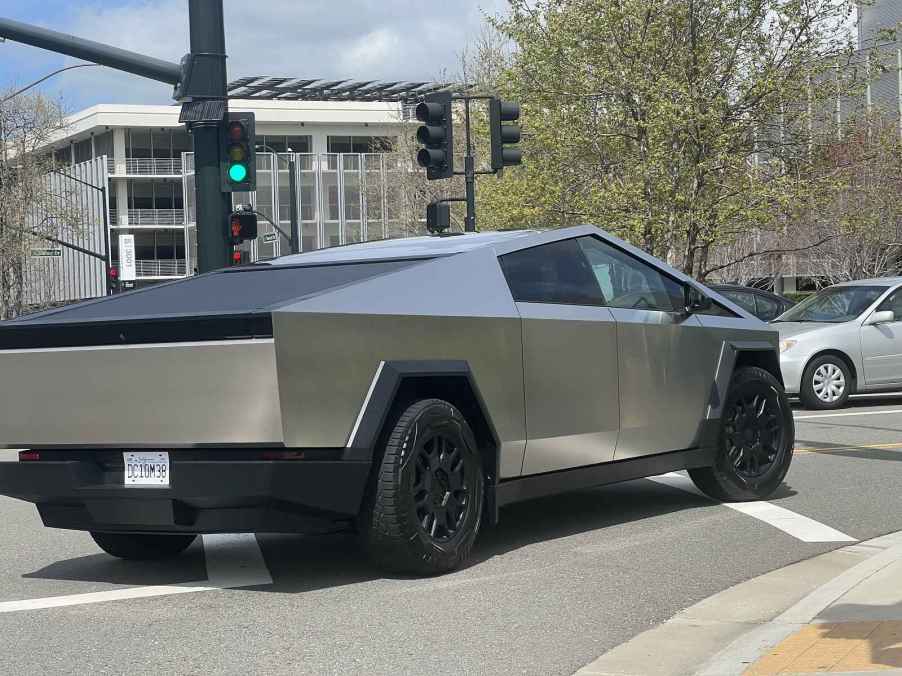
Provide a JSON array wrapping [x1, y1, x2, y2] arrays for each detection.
[[0, 455, 371, 534]]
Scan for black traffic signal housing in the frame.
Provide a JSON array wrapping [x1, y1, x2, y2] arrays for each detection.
[[108, 265, 119, 294], [426, 202, 451, 234], [229, 210, 258, 245], [416, 92, 454, 180], [489, 99, 522, 172], [221, 112, 256, 192]]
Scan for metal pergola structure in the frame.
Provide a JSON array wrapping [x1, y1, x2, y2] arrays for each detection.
[[226, 76, 472, 103]]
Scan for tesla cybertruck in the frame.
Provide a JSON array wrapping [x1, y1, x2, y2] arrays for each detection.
[[0, 226, 794, 574]]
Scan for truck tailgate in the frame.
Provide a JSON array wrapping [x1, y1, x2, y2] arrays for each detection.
[[0, 338, 283, 447]]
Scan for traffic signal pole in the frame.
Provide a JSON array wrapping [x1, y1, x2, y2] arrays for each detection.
[[463, 99, 476, 232], [0, 18, 182, 85], [187, 0, 232, 273], [1, 1, 235, 274]]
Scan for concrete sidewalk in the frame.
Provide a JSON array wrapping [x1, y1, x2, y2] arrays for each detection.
[[575, 531, 902, 676], [740, 549, 902, 675]]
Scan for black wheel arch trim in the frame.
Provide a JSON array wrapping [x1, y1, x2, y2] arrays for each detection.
[[342, 360, 503, 524], [705, 340, 783, 421]]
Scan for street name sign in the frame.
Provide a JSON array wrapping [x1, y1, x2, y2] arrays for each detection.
[[30, 248, 62, 258], [263, 232, 278, 244]]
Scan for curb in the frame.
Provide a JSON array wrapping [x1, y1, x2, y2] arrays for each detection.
[[698, 531, 902, 675], [574, 530, 902, 676]]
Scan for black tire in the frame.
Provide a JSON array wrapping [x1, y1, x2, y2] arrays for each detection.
[[91, 532, 197, 560], [799, 354, 852, 410], [359, 398, 484, 576], [690, 366, 794, 501]]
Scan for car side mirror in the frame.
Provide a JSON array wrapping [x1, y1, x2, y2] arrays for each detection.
[[684, 285, 712, 314], [865, 310, 895, 326]]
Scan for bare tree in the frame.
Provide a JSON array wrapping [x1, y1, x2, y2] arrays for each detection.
[[0, 91, 82, 319]]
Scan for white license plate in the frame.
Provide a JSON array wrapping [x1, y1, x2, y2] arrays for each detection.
[[123, 451, 170, 486]]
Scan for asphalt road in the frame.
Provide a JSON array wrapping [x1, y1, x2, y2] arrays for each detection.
[[1, 399, 902, 675]]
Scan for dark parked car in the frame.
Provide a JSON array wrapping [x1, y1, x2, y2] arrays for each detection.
[[709, 284, 795, 322]]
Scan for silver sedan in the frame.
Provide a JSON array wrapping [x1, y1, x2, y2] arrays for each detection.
[[774, 277, 902, 409]]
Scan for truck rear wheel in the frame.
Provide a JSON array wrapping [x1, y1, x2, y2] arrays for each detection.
[[359, 398, 484, 575], [91, 532, 197, 560]]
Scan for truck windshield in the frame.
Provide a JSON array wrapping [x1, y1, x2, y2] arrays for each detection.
[[775, 285, 886, 323]]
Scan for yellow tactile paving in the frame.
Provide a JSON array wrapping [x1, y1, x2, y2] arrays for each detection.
[[833, 621, 902, 671], [744, 625, 829, 675], [743, 622, 902, 674]]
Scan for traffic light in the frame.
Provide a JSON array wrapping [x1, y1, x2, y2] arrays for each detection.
[[221, 112, 256, 192], [416, 92, 454, 180], [426, 202, 451, 234], [229, 210, 258, 245], [489, 99, 522, 172], [108, 265, 119, 294]]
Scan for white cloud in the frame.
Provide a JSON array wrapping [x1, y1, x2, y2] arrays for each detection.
[[45, 0, 509, 108]]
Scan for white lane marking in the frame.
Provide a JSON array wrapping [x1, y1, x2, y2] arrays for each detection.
[[794, 408, 902, 420], [648, 472, 857, 543], [0, 583, 214, 613], [0, 533, 272, 614]]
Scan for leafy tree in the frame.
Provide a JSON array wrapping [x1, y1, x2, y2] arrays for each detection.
[[476, 0, 865, 279]]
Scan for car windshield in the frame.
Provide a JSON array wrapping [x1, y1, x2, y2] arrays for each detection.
[[775, 285, 887, 323]]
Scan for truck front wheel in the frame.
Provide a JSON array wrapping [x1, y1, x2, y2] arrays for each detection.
[[359, 398, 484, 575], [91, 532, 197, 560]]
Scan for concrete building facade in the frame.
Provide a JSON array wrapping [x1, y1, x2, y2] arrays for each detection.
[[40, 99, 412, 300]]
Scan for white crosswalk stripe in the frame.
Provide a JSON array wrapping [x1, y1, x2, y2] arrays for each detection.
[[0, 532, 272, 614], [648, 472, 857, 543]]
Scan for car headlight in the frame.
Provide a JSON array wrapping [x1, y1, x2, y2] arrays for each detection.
[[779, 339, 797, 354]]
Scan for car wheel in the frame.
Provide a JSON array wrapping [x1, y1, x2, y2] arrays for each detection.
[[800, 355, 852, 410], [359, 398, 484, 576], [689, 366, 794, 501], [91, 532, 197, 560]]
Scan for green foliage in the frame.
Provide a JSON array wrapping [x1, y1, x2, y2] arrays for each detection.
[[476, 0, 863, 279]]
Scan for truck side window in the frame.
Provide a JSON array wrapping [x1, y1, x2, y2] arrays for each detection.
[[500, 239, 605, 306]]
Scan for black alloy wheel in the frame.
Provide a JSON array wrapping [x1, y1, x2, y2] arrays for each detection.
[[412, 432, 471, 542], [359, 398, 484, 575], [722, 390, 784, 481], [690, 366, 794, 501]]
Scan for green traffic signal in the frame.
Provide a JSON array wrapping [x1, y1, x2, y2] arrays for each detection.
[[228, 163, 248, 183]]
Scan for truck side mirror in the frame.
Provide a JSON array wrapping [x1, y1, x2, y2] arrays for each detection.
[[684, 285, 712, 314]]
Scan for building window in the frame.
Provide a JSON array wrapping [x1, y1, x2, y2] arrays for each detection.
[[173, 132, 192, 156], [257, 135, 312, 153], [152, 131, 172, 159], [74, 139, 92, 164], [94, 132, 113, 160], [127, 130, 152, 159], [127, 181, 183, 210], [53, 147, 71, 167], [327, 135, 395, 153], [285, 135, 311, 153]]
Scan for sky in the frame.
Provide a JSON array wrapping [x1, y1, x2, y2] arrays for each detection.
[[0, 0, 508, 113]]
